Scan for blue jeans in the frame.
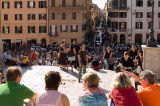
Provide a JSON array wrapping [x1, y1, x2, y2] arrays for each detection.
[[104, 59, 109, 70]]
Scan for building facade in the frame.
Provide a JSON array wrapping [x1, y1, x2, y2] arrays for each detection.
[[105, 0, 160, 44], [0, 0, 48, 49], [0, 0, 100, 49]]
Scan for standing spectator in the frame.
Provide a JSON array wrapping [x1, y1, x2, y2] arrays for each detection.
[[78, 43, 88, 82], [120, 51, 134, 72], [36, 71, 70, 106], [58, 41, 68, 70], [129, 45, 137, 59], [102, 46, 112, 69], [73, 41, 80, 69], [109, 72, 142, 106], [67, 46, 76, 71], [0, 67, 38, 106], [79, 72, 108, 106], [122, 70, 160, 106]]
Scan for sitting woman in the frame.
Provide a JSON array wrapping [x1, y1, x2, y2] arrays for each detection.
[[36, 71, 70, 106], [109, 72, 142, 106], [79, 72, 108, 106]]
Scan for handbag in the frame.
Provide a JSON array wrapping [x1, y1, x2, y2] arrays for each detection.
[[68, 56, 75, 61]]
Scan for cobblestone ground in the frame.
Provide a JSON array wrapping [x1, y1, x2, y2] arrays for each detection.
[[3, 66, 135, 106]]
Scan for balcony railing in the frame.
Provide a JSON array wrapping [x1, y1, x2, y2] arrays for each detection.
[[49, 32, 58, 37], [108, 6, 130, 10]]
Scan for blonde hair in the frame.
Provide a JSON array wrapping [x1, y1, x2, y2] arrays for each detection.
[[113, 72, 132, 88], [82, 72, 99, 88]]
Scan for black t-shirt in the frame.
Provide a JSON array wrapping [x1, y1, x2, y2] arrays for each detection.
[[74, 45, 80, 55], [120, 57, 134, 68], [129, 50, 137, 59]]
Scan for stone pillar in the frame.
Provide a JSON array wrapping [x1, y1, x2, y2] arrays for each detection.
[[142, 45, 160, 77], [0, 41, 4, 69]]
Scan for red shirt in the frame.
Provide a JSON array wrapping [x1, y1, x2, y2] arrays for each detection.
[[110, 86, 142, 106]]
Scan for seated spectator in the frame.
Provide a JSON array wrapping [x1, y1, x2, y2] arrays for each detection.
[[109, 72, 142, 106], [120, 51, 134, 72], [123, 70, 160, 106], [21, 56, 29, 66], [36, 71, 70, 106], [0, 66, 38, 106], [79, 72, 108, 106]]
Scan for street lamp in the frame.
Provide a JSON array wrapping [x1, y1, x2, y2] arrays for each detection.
[[146, 0, 157, 47]]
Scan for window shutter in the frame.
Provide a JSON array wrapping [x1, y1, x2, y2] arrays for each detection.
[[55, 26, 57, 33], [76, 25, 78, 32], [21, 14, 22, 20], [60, 25, 62, 32], [71, 25, 72, 32], [15, 2, 17, 8], [15, 14, 17, 20], [39, 26, 41, 33], [33, 1, 35, 8], [66, 25, 68, 32], [27, 1, 29, 8], [39, 14, 41, 20], [28, 26, 30, 33], [15, 26, 17, 33], [20, 2, 22, 8], [2, 2, 4, 8], [8, 2, 10, 8]]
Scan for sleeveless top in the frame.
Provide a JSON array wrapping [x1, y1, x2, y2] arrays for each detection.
[[104, 51, 111, 59], [36, 90, 63, 106], [79, 88, 108, 106]]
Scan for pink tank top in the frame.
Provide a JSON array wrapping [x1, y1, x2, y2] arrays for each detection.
[[36, 90, 63, 106]]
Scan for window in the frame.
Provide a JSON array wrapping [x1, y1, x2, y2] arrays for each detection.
[[147, 12, 152, 18], [73, 0, 76, 7], [15, 1, 22, 8], [28, 26, 35, 33], [60, 25, 68, 32], [108, 12, 118, 18], [52, 13, 55, 20], [136, 12, 143, 18], [119, 22, 127, 29], [51, 0, 55, 7], [15, 14, 22, 20], [4, 14, 8, 20], [15, 26, 22, 33], [148, 22, 152, 29], [39, 1, 46, 8], [119, 12, 127, 18], [39, 26, 46, 33], [27, 1, 35, 8], [62, 12, 66, 20], [62, 0, 66, 7], [2, 26, 10, 34], [120, 0, 127, 9], [39, 14, 46, 20], [71, 25, 78, 32], [135, 22, 143, 29], [159, 1, 160, 7], [159, 22, 160, 29], [147, 0, 152, 7], [28, 14, 35, 20], [111, 22, 118, 30], [72, 12, 76, 20], [50, 26, 58, 36], [2, 1, 10, 9], [136, 0, 143, 7], [158, 12, 160, 18]]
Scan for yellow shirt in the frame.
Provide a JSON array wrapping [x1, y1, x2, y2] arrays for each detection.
[[22, 57, 29, 64]]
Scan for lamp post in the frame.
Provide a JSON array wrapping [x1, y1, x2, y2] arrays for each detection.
[[146, 0, 157, 47]]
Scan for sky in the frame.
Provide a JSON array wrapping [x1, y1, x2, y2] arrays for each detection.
[[92, 0, 108, 9]]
